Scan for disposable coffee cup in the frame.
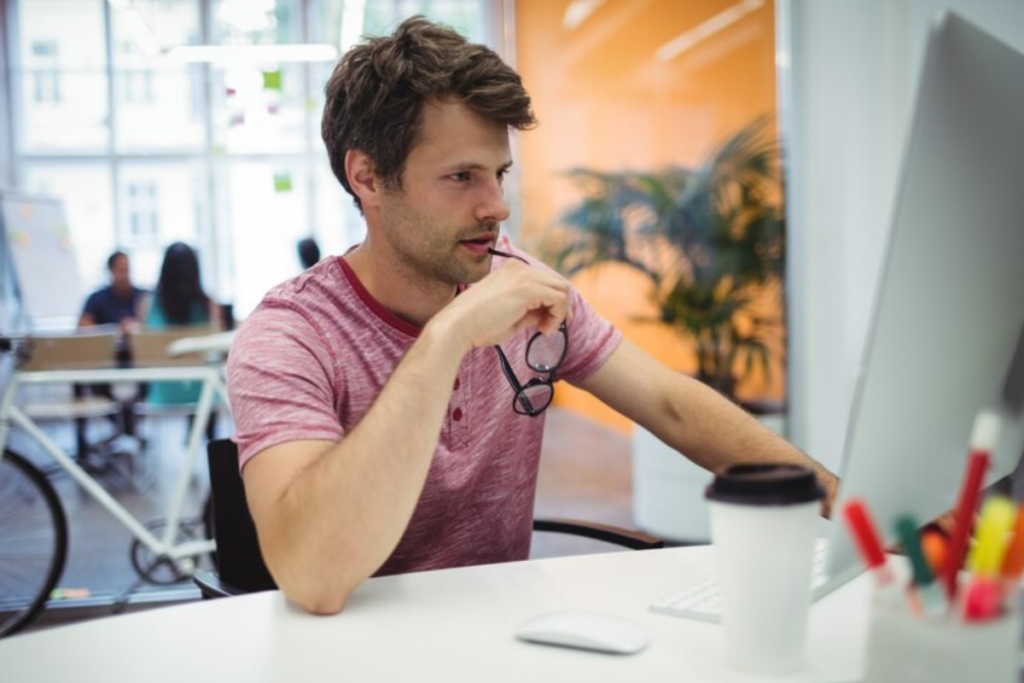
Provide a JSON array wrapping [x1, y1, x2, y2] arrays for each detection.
[[706, 463, 824, 675]]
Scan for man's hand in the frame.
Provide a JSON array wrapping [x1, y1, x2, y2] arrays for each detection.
[[819, 472, 840, 519], [433, 259, 571, 352]]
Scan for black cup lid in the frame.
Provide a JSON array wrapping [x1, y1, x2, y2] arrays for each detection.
[[705, 463, 824, 506]]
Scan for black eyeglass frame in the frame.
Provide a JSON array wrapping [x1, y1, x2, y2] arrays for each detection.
[[488, 247, 570, 417]]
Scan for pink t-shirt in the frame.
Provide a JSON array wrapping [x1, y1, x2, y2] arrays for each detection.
[[227, 238, 622, 576]]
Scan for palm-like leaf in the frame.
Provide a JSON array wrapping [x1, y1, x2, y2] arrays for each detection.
[[544, 117, 785, 397]]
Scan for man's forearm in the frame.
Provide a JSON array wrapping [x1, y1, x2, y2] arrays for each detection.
[[578, 340, 840, 517], [254, 317, 469, 612], [657, 377, 839, 517]]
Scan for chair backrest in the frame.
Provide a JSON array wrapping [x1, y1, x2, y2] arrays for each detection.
[[206, 438, 277, 593], [131, 327, 214, 367], [20, 333, 119, 372]]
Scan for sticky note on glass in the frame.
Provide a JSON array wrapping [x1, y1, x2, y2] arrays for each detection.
[[262, 70, 282, 91], [273, 172, 293, 193]]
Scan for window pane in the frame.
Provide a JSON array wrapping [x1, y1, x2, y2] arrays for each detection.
[[116, 160, 207, 290], [214, 159, 308, 317], [16, 70, 110, 152], [313, 154, 363, 257], [208, 0, 305, 154], [111, 0, 201, 64], [15, 0, 110, 152], [111, 0, 205, 152], [20, 162, 115, 296], [210, 63, 306, 153], [19, 0, 107, 69], [212, 0, 302, 44], [115, 70, 206, 151]]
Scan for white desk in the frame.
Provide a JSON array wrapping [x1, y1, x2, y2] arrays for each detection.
[[0, 547, 871, 683]]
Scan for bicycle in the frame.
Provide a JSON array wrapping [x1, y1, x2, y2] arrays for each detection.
[[0, 333, 229, 637]]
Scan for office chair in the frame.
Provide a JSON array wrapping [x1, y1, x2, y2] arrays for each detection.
[[18, 332, 131, 474], [130, 327, 223, 440], [196, 438, 663, 598]]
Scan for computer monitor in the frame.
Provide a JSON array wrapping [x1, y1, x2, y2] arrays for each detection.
[[822, 11, 1024, 588]]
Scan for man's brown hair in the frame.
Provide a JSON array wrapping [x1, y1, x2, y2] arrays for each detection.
[[321, 16, 536, 211]]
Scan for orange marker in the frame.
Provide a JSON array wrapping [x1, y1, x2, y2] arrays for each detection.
[[999, 505, 1024, 581], [921, 529, 948, 576]]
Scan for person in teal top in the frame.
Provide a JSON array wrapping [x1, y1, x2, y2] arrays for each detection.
[[141, 242, 219, 405]]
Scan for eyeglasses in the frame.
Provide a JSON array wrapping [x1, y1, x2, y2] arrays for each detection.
[[488, 248, 569, 417]]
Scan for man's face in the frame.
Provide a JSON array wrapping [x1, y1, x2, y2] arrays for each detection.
[[110, 255, 131, 291], [375, 100, 512, 286]]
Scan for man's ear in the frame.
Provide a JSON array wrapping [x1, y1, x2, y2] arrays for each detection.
[[345, 150, 382, 209]]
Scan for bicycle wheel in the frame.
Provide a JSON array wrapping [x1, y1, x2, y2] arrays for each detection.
[[0, 450, 68, 637]]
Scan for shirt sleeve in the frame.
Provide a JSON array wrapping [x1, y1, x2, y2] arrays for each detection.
[[555, 285, 622, 384], [227, 302, 346, 469]]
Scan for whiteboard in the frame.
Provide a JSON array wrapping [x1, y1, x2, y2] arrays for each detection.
[[0, 191, 83, 326]]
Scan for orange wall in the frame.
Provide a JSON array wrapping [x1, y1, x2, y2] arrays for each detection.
[[515, 0, 783, 432]]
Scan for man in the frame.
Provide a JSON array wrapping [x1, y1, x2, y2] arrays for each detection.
[[227, 17, 839, 615], [79, 250, 145, 329], [77, 250, 146, 450]]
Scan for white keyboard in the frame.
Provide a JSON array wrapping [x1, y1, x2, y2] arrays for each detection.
[[649, 540, 830, 623]]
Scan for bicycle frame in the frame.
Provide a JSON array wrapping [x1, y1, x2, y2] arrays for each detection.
[[0, 364, 229, 565]]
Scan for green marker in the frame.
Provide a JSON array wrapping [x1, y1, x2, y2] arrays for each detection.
[[896, 514, 947, 617]]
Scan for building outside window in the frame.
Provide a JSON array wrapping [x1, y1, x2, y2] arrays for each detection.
[[126, 181, 159, 244], [30, 40, 61, 104]]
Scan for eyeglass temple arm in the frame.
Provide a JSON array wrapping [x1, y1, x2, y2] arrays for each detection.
[[495, 346, 542, 414], [494, 346, 523, 392]]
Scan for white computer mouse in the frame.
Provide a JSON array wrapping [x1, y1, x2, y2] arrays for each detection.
[[514, 610, 649, 655]]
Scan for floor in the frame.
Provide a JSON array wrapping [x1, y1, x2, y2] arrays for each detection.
[[13, 406, 636, 633]]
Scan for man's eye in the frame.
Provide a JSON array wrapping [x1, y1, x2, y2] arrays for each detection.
[[450, 172, 471, 182], [497, 169, 508, 183]]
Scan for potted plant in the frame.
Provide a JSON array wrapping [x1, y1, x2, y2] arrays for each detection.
[[545, 116, 785, 400], [543, 116, 786, 541]]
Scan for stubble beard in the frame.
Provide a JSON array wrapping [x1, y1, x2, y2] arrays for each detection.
[[383, 203, 497, 288]]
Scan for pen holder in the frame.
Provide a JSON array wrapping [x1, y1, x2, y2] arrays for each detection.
[[862, 588, 1021, 683]]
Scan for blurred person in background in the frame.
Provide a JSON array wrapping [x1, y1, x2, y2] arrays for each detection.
[[76, 250, 147, 453], [298, 237, 321, 270], [141, 242, 221, 407], [79, 250, 145, 330]]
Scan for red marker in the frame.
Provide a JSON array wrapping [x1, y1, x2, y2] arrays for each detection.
[[843, 498, 892, 587], [963, 576, 1002, 621], [942, 451, 989, 599]]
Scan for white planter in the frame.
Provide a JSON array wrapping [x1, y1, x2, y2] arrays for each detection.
[[632, 414, 787, 543]]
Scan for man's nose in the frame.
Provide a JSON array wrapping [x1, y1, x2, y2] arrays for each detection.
[[474, 179, 510, 224]]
